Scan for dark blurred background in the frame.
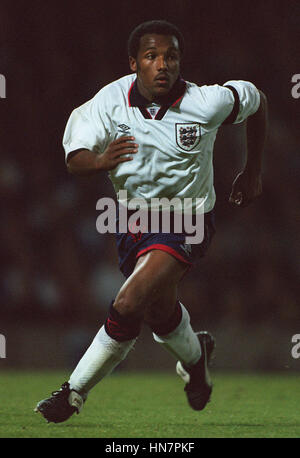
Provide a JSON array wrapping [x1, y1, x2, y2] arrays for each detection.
[[0, 0, 299, 371]]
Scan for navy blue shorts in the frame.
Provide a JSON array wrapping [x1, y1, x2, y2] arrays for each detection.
[[114, 208, 216, 278]]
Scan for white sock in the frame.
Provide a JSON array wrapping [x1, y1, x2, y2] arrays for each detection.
[[152, 303, 201, 367], [69, 325, 136, 395]]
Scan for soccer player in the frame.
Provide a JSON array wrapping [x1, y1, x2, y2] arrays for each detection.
[[35, 20, 268, 423]]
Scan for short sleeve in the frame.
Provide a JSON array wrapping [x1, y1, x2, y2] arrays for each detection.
[[62, 95, 110, 161], [223, 80, 261, 124]]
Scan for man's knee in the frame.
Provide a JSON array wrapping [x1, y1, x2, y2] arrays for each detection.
[[113, 292, 145, 320], [113, 283, 172, 326]]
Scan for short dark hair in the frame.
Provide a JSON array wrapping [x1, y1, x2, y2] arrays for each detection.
[[128, 20, 184, 58]]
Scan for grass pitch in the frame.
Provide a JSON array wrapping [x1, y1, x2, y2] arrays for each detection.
[[1, 370, 300, 438]]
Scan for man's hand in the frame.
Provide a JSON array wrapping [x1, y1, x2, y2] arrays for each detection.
[[97, 136, 138, 171], [67, 136, 138, 175], [229, 170, 262, 207]]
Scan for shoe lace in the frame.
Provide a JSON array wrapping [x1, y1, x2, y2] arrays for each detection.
[[51, 382, 70, 397]]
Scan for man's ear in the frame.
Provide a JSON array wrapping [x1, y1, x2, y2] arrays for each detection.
[[129, 56, 137, 73]]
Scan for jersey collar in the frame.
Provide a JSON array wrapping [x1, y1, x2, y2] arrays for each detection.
[[128, 76, 186, 109]]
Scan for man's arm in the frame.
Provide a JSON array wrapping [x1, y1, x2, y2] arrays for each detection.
[[66, 136, 138, 175], [229, 90, 268, 207]]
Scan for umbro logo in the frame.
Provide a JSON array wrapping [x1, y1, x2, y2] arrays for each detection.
[[118, 124, 131, 133], [180, 243, 192, 256]]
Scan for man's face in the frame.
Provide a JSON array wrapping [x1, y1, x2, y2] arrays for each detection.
[[129, 34, 181, 102]]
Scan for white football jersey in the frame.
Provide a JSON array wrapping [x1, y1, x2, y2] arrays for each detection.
[[63, 74, 260, 213]]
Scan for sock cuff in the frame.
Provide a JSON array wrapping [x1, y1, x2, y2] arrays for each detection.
[[150, 300, 183, 336], [152, 301, 190, 339], [105, 300, 142, 342]]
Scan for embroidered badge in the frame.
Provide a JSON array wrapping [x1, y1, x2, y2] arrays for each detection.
[[175, 123, 201, 151]]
